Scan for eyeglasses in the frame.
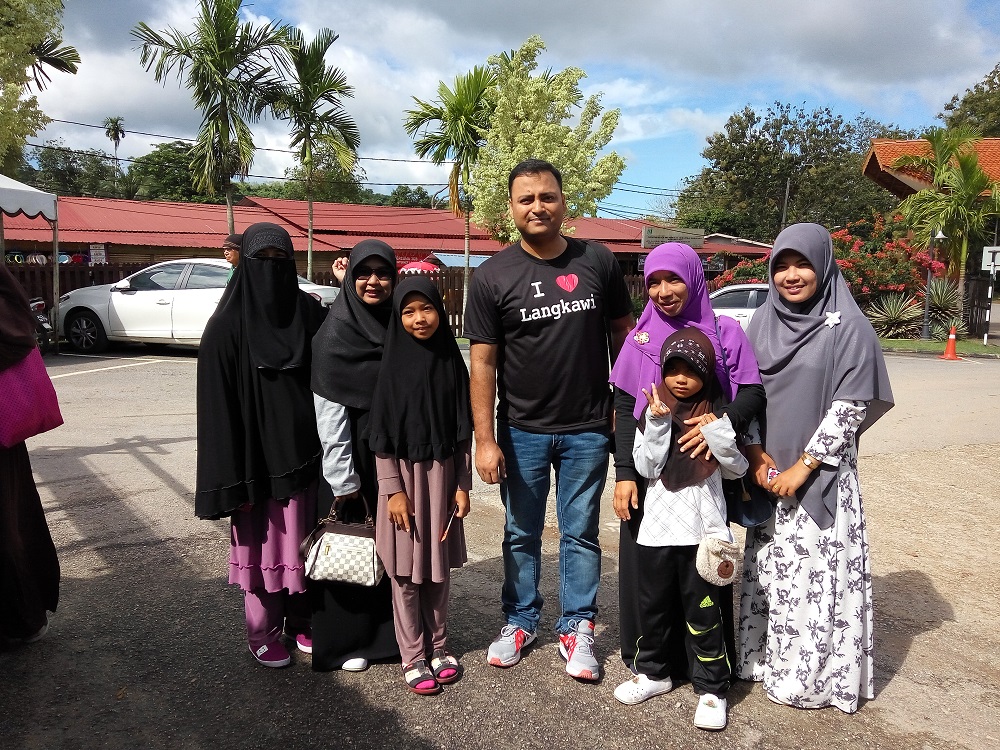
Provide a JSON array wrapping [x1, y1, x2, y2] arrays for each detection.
[[353, 265, 393, 281]]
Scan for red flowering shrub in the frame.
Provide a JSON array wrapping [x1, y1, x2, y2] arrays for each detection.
[[708, 213, 944, 307]]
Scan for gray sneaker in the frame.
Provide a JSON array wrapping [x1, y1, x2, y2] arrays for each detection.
[[558, 619, 600, 680], [486, 624, 536, 667]]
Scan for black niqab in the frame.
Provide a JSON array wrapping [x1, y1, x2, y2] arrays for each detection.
[[367, 276, 472, 462], [311, 240, 398, 409], [195, 222, 328, 519]]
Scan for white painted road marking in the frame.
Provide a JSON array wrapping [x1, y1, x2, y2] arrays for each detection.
[[49, 360, 163, 379]]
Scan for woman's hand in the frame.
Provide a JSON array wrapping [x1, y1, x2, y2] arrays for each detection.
[[613, 480, 639, 520], [388, 491, 414, 533], [679, 412, 719, 459], [454, 489, 471, 518], [331, 256, 349, 284], [641, 382, 670, 419], [769, 463, 811, 498], [745, 445, 777, 489]]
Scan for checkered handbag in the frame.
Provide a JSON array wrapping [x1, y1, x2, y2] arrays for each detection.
[[300, 495, 384, 586]]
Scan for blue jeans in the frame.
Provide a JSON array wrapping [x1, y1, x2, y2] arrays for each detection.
[[497, 423, 610, 634]]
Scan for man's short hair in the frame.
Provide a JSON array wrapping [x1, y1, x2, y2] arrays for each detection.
[[508, 159, 563, 196]]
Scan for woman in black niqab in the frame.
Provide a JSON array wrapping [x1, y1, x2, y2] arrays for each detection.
[[309, 239, 402, 671], [195, 221, 327, 667]]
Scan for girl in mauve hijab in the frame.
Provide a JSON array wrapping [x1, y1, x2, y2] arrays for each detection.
[[738, 223, 893, 713], [609, 242, 764, 700]]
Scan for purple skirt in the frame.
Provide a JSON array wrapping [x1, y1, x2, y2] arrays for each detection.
[[229, 483, 317, 593]]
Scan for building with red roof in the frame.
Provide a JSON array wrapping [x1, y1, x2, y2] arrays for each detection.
[[862, 137, 1000, 197]]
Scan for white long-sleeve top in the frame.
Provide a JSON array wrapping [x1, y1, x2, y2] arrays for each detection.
[[632, 412, 747, 547], [313, 393, 362, 496]]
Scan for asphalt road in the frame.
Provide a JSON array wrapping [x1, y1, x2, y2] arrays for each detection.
[[2, 345, 998, 749]]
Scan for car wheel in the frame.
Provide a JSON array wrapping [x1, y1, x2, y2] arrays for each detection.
[[66, 310, 109, 353]]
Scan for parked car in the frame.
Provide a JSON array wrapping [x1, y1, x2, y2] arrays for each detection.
[[709, 283, 768, 330], [57, 258, 339, 353]]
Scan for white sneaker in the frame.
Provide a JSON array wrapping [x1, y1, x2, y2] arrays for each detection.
[[693, 693, 728, 730], [613, 674, 674, 705], [341, 657, 368, 671]]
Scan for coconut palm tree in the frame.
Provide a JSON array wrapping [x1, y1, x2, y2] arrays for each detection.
[[103, 116, 126, 189], [132, 0, 290, 233], [894, 126, 1000, 318], [268, 28, 359, 280], [404, 66, 497, 307]]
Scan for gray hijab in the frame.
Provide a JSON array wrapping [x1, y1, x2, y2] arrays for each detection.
[[747, 223, 893, 529]]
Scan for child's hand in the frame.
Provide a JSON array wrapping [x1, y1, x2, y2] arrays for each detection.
[[388, 491, 414, 533], [641, 381, 670, 419], [454, 489, 470, 518]]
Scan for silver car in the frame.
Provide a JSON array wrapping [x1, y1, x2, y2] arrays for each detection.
[[58, 257, 338, 353], [709, 283, 768, 330]]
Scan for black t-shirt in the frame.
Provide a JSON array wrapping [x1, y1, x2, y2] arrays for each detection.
[[464, 237, 632, 433]]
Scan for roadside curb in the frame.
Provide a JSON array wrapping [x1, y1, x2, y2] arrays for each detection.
[[881, 347, 1000, 360]]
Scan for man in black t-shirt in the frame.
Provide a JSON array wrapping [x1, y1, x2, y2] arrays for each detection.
[[464, 159, 634, 681]]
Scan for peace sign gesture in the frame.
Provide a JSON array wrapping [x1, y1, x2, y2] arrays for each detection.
[[641, 381, 670, 419]]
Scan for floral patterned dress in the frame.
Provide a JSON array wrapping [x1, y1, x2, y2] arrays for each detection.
[[738, 400, 873, 713]]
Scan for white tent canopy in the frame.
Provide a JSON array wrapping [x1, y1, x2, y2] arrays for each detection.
[[0, 174, 60, 350], [0, 174, 57, 221]]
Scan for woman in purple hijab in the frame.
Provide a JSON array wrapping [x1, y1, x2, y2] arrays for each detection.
[[609, 242, 764, 699]]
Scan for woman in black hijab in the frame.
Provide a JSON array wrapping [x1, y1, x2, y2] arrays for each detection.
[[309, 239, 401, 671], [0, 264, 60, 644], [195, 222, 327, 668]]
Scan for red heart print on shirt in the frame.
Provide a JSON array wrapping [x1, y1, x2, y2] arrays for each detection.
[[556, 274, 578, 292]]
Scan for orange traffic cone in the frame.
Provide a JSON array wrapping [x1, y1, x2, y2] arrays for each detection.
[[939, 325, 961, 360]]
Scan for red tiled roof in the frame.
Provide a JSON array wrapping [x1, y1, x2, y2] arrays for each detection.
[[862, 138, 1000, 198]]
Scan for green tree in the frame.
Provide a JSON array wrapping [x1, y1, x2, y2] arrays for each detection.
[[387, 185, 433, 208], [405, 64, 496, 304], [893, 126, 1000, 317], [941, 62, 1000, 137], [128, 141, 218, 202], [0, 0, 77, 171], [268, 27, 359, 280], [468, 36, 625, 245], [103, 115, 126, 185], [27, 139, 114, 197], [279, 139, 367, 203], [671, 103, 913, 243], [133, 0, 291, 233]]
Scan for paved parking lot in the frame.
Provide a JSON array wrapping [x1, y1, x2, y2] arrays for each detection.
[[2, 346, 999, 749]]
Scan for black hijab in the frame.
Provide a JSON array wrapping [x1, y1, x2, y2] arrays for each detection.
[[367, 276, 472, 462], [654, 328, 721, 491], [0, 263, 37, 371], [195, 222, 328, 519], [311, 240, 398, 410], [747, 223, 893, 529]]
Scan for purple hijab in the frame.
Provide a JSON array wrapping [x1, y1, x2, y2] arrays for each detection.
[[610, 242, 761, 419]]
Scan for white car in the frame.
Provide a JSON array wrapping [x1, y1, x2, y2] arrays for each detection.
[[709, 283, 769, 330], [58, 258, 339, 353]]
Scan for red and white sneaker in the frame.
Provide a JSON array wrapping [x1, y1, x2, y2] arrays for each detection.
[[486, 624, 536, 667], [558, 619, 600, 681]]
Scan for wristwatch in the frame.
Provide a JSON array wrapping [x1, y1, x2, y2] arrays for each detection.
[[800, 452, 820, 470]]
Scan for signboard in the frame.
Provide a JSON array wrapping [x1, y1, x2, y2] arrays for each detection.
[[90, 244, 107, 265], [982, 246, 1000, 271], [641, 226, 704, 249]]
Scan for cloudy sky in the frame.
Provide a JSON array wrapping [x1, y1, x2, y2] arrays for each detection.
[[35, 0, 1000, 218]]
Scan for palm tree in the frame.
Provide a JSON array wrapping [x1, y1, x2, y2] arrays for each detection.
[[26, 36, 81, 92], [268, 28, 359, 280], [894, 126, 1000, 318], [133, 0, 290, 233], [103, 116, 126, 189], [404, 66, 497, 308]]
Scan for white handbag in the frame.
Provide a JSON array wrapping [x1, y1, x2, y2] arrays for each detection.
[[696, 537, 741, 587], [300, 495, 385, 586]]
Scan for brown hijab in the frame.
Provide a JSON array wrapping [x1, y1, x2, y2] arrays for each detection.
[[654, 328, 721, 491], [0, 264, 37, 371]]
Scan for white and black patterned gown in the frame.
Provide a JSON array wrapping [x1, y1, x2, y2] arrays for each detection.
[[738, 400, 873, 713]]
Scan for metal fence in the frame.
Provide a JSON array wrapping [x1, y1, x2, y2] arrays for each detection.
[[6, 263, 148, 308], [965, 275, 991, 337]]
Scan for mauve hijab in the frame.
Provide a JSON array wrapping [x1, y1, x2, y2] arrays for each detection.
[[610, 242, 760, 419], [747, 223, 893, 529]]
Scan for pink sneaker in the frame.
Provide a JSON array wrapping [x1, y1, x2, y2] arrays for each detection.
[[295, 632, 313, 654], [250, 641, 291, 668]]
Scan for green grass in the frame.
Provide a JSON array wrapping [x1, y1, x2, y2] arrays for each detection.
[[880, 337, 1000, 357]]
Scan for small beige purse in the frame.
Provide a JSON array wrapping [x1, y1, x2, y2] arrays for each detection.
[[696, 537, 741, 586]]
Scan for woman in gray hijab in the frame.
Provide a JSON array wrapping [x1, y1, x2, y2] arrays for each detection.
[[736, 223, 893, 713]]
